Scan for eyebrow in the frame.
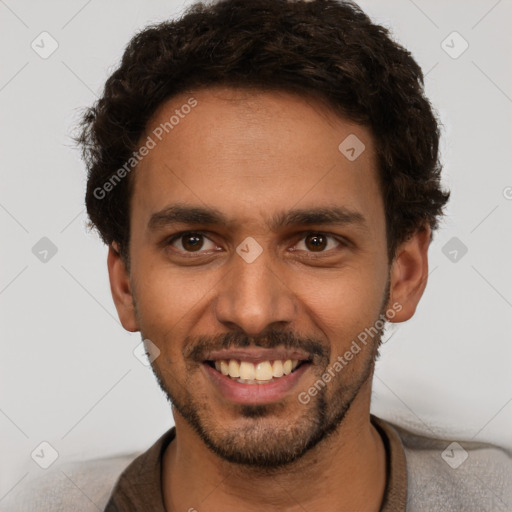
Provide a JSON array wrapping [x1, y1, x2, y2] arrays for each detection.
[[148, 204, 367, 232]]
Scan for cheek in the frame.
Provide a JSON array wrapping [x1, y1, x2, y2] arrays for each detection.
[[131, 260, 220, 348], [294, 268, 387, 348]]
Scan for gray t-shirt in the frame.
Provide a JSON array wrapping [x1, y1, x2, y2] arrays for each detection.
[[3, 415, 511, 511]]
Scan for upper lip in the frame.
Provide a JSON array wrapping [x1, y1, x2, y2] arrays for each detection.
[[204, 348, 311, 364]]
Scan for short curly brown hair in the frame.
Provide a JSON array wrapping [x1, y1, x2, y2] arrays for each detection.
[[78, 0, 449, 263]]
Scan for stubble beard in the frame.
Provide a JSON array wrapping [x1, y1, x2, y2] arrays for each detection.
[[138, 283, 390, 470]]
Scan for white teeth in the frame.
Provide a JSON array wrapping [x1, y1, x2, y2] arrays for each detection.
[[212, 358, 302, 382], [254, 361, 273, 381], [236, 378, 270, 384], [272, 360, 284, 377], [228, 359, 240, 378], [239, 361, 256, 380], [220, 360, 229, 376]]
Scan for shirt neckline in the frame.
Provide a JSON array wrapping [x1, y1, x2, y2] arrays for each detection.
[[105, 414, 407, 511]]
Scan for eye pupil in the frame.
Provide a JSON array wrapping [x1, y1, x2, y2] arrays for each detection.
[[183, 234, 203, 251], [305, 233, 327, 251]]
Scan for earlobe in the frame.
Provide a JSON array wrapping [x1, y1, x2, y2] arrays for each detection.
[[107, 243, 140, 332], [388, 226, 431, 323]]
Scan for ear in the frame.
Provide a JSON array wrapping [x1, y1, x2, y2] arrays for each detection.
[[387, 225, 431, 323], [107, 243, 139, 332]]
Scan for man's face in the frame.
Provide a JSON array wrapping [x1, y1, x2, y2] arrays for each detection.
[[125, 87, 391, 467]]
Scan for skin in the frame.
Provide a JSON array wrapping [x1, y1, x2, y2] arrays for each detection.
[[107, 86, 430, 511]]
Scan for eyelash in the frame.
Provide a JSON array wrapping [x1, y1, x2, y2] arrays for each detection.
[[164, 231, 348, 256]]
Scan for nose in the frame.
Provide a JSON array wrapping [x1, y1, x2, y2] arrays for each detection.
[[213, 249, 296, 337]]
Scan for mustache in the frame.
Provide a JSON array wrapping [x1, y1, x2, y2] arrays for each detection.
[[184, 330, 330, 363]]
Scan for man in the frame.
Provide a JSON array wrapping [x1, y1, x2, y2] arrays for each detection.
[[74, 0, 510, 510]]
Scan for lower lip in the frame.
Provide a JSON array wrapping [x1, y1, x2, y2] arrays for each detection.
[[203, 362, 310, 405]]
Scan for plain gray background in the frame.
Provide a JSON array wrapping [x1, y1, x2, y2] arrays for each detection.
[[1, 0, 511, 501]]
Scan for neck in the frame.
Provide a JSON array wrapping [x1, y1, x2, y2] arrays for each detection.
[[162, 382, 386, 512]]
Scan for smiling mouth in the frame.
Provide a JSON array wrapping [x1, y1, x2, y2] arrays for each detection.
[[205, 359, 309, 384]]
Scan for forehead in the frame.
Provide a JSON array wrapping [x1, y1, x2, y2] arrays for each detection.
[[131, 86, 383, 234]]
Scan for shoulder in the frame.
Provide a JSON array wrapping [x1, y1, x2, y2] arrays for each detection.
[[1, 454, 138, 512], [3, 429, 176, 512], [389, 420, 512, 511]]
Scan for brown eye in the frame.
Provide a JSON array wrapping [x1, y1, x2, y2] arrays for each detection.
[[169, 232, 215, 253], [294, 232, 344, 254], [304, 233, 328, 252], [181, 233, 204, 251]]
